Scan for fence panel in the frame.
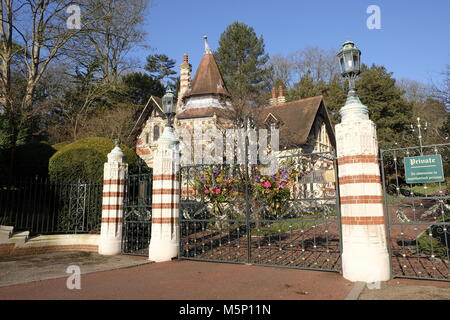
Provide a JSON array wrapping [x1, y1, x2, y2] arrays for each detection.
[[381, 143, 450, 281], [179, 151, 341, 272], [0, 177, 102, 234]]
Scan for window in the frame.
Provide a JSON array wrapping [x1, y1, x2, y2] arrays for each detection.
[[153, 124, 160, 141]]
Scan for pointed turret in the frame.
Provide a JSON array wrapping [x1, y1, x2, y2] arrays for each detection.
[[183, 36, 230, 99]]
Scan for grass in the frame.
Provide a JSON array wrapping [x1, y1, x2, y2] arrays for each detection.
[[415, 214, 450, 260], [410, 183, 447, 195]]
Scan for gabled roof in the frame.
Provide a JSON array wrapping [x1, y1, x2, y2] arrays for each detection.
[[184, 53, 230, 98], [256, 96, 335, 148], [129, 96, 165, 140]]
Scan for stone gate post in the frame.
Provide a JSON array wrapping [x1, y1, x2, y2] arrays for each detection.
[[335, 92, 391, 283], [99, 140, 128, 255], [148, 124, 180, 262]]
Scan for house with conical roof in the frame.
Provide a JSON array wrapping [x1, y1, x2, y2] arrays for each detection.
[[134, 36, 335, 168], [134, 36, 234, 167]]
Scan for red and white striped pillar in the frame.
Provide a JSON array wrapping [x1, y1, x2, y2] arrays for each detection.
[[99, 142, 128, 255], [148, 125, 180, 262], [335, 94, 390, 282]]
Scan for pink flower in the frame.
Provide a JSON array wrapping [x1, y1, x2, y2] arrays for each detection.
[[263, 181, 272, 189], [214, 188, 221, 194], [204, 189, 210, 195]]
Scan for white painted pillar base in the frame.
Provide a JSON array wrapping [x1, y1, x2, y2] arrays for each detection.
[[99, 143, 128, 256], [336, 96, 391, 283], [148, 238, 179, 262], [99, 238, 122, 256], [148, 125, 180, 262]]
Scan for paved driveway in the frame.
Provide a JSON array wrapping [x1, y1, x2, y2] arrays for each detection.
[[0, 259, 354, 300]]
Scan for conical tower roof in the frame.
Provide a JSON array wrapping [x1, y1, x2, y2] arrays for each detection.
[[184, 36, 230, 98]]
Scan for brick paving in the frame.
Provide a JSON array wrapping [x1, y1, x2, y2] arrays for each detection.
[[0, 259, 354, 300]]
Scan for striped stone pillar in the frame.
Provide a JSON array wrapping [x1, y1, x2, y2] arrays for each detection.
[[98, 142, 128, 255], [335, 92, 390, 282], [148, 125, 180, 262]]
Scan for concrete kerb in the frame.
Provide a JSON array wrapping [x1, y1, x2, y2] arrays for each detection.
[[344, 281, 366, 300]]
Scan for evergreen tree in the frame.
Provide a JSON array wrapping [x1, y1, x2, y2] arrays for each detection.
[[122, 72, 165, 105], [322, 76, 347, 125], [289, 71, 325, 101], [145, 54, 177, 83], [355, 64, 414, 147], [215, 22, 270, 103]]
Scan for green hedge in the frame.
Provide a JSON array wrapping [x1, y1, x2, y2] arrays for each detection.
[[52, 141, 70, 151], [49, 137, 138, 182]]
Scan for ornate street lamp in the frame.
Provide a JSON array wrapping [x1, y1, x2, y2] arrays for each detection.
[[162, 87, 176, 127], [337, 40, 361, 93], [336, 41, 367, 120]]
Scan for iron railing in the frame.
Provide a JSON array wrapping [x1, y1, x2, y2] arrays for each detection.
[[380, 143, 450, 281], [0, 177, 103, 235], [121, 168, 153, 256], [179, 151, 341, 272]]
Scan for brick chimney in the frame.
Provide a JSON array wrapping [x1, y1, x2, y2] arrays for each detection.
[[277, 86, 286, 104], [269, 87, 278, 105], [177, 53, 192, 110]]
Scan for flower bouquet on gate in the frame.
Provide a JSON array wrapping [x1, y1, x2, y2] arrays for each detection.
[[252, 166, 299, 218], [193, 166, 240, 229]]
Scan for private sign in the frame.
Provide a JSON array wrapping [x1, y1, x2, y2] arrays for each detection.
[[404, 154, 445, 184]]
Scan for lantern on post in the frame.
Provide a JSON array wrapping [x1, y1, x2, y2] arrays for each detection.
[[162, 87, 176, 127], [336, 41, 361, 91], [336, 40, 368, 120]]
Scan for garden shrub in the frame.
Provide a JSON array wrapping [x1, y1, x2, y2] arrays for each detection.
[[52, 141, 70, 151], [49, 137, 138, 182], [417, 226, 448, 259]]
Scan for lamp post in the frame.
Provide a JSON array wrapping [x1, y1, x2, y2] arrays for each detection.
[[337, 40, 361, 92], [334, 40, 391, 282], [162, 87, 176, 128], [148, 86, 180, 262], [336, 41, 368, 121]]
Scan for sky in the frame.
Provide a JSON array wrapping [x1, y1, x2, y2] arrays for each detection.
[[133, 0, 450, 85]]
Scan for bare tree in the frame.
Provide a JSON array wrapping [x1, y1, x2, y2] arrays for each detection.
[[397, 78, 432, 103], [290, 46, 339, 83], [268, 54, 293, 88], [0, 0, 89, 172], [434, 64, 450, 111], [79, 0, 149, 86], [77, 105, 138, 146]]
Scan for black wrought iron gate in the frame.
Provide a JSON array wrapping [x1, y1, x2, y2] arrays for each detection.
[[179, 151, 342, 272], [380, 143, 450, 281], [121, 166, 153, 256]]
